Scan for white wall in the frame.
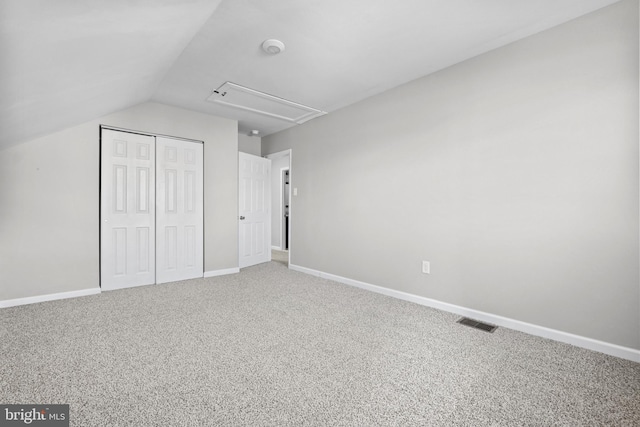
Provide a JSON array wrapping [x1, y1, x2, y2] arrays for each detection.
[[0, 102, 238, 301], [263, 0, 640, 350], [238, 133, 261, 156]]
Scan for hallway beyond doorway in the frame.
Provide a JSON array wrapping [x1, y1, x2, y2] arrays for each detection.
[[272, 249, 288, 266]]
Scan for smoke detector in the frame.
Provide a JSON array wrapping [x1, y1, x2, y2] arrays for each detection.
[[262, 39, 285, 55], [250, 130, 260, 136]]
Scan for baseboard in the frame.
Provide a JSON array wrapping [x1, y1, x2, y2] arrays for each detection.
[[289, 264, 640, 363], [0, 288, 102, 309], [204, 268, 239, 278], [1, 268, 241, 307]]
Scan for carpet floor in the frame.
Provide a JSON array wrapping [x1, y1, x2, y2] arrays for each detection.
[[1, 261, 639, 426]]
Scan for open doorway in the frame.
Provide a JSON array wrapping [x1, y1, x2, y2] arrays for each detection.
[[282, 168, 290, 250], [266, 149, 291, 267]]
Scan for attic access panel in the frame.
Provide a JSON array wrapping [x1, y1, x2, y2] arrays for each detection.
[[206, 82, 326, 124]]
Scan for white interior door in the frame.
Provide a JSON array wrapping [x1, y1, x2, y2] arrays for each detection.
[[101, 129, 156, 290], [239, 152, 271, 268], [156, 137, 204, 284]]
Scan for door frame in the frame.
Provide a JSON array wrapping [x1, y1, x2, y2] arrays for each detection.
[[265, 149, 292, 267], [280, 167, 289, 251]]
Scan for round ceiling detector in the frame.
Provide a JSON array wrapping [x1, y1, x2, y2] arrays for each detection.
[[262, 39, 285, 55]]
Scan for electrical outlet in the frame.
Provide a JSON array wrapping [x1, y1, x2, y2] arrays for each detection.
[[422, 261, 430, 274]]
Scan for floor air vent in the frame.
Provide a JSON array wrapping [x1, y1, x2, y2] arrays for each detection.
[[457, 317, 497, 333]]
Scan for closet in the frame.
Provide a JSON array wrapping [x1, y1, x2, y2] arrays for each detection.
[[100, 127, 203, 290]]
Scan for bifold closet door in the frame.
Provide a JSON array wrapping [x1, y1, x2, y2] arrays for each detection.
[[101, 129, 203, 290], [155, 137, 204, 284], [101, 129, 156, 290]]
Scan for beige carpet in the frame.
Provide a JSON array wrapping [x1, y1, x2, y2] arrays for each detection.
[[1, 261, 639, 426]]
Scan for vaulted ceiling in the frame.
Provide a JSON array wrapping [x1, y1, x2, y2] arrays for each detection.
[[0, 0, 622, 150]]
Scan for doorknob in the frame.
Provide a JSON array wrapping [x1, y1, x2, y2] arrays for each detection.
[[239, 216, 245, 220]]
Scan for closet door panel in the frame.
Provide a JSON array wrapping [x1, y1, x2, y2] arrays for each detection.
[[156, 137, 204, 284], [101, 129, 156, 290]]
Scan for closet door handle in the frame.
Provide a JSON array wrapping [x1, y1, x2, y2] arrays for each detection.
[[239, 216, 245, 220]]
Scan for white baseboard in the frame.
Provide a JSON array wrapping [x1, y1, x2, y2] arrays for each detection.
[[1, 267, 241, 307], [204, 268, 239, 278], [0, 288, 101, 309], [289, 264, 640, 363]]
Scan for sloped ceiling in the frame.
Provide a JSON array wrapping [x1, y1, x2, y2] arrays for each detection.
[[0, 0, 223, 149], [0, 0, 622, 150]]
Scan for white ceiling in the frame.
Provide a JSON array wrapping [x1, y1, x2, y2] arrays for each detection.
[[0, 0, 621, 149]]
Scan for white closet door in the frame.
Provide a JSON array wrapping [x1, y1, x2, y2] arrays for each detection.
[[101, 129, 156, 290], [156, 137, 204, 284], [238, 152, 271, 268]]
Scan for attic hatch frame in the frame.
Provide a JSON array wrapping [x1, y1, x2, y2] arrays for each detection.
[[206, 82, 326, 124]]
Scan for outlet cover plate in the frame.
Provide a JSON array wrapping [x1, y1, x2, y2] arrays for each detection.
[[422, 261, 430, 274]]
